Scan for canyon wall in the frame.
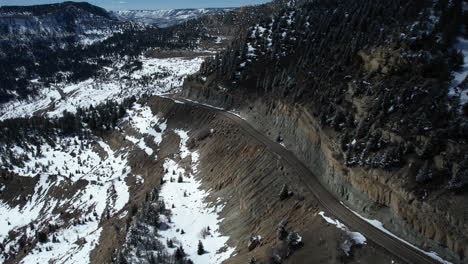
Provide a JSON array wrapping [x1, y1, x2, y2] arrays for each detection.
[[182, 84, 468, 263]]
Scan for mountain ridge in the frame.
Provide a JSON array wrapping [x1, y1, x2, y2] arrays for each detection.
[[0, 1, 114, 19], [113, 8, 236, 28]]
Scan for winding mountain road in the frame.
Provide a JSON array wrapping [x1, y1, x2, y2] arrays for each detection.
[[165, 95, 444, 264]]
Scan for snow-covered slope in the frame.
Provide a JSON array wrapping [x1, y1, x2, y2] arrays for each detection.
[[158, 130, 234, 263], [0, 136, 131, 264], [0, 56, 205, 120], [114, 8, 234, 28]]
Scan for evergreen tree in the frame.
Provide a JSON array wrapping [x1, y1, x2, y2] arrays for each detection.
[[279, 184, 289, 200], [37, 231, 48, 243], [167, 239, 174, 248], [178, 173, 184, 183], [174, 246, 185, 261], [197, 240, 205, 255]]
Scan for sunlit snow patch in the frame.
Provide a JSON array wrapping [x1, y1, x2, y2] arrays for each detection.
[[126, 103, 167, 146], [158, 130, 234, 263], [318, 211, 366, 256]]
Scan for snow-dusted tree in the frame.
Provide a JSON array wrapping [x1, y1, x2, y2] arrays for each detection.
[[277, 220, 288, 240], [286, 231, 302, 248], [416, 163, 433, 183]]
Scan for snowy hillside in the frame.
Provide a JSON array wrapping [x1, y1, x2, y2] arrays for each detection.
[[157, 130, 234, 263], [0, 56, 205, 120], [0, 97, 235, 263], [114, 8, 234, 28], [0, 136, 131, 264], [0, 2, 124, 44], [118, 123, 235, 263]]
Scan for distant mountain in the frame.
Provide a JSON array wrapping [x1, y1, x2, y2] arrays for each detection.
[[0, 1, 122, 44], [114, 8, 235, 28]]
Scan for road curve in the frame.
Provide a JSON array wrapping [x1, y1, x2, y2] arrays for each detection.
[[165, 95, 442, 264]]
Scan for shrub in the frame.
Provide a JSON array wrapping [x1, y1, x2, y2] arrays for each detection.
[[415, 164, 433, 183], [279, 184, 289, 201]]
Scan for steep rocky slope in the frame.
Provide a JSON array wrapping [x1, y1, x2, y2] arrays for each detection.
[[2, 0, 468, 263], [182, 0, 468, 262], [1, 95, 403, 263]]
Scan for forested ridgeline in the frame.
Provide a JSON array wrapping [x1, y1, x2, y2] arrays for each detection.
[[0, 97, 135, 167], [190, 0, 468, 190]]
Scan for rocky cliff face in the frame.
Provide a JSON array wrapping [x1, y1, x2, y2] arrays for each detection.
[[181, 0, 468, 262], [182, 80, 468, 262]]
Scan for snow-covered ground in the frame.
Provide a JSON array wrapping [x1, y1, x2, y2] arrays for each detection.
[[318, 211, 366, 256], [157, 129, 235, 263], [121, 103, 168, 158], [0, 56, 204, 120], [125, 103, 167, 146], [0, 137, 132, 264]]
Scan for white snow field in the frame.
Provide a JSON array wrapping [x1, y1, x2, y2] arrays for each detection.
[[125, 103, 168, 146], [121, 103, 168, 160], [158, 129, 235, 263], [0, 56, 205, 120], [0, 137, 132, 264]]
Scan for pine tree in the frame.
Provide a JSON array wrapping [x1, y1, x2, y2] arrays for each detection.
[[174, 246, 185, 260], [167, 239, 174, 248], [197, 240, 205, 255], [279, 184, 289, 200], [37, 231, 48, 243]]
